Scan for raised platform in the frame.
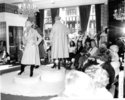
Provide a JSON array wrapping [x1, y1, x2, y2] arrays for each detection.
[[14, 72, 41, 85], [0, 64, 66, 97], [0, 64, 20, 75]]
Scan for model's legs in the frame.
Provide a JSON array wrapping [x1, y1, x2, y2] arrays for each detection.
[[58, 58, 61, 69], [18, 64, 26, 75], [51, 59, 56, 68], [30, 65, 35, 77]]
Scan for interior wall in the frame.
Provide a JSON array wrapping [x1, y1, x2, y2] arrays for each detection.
[[108, 0, 125, 54], [0, 0, 108, 9], [108, 0, 125, 42], [0, 12, 27, 53]]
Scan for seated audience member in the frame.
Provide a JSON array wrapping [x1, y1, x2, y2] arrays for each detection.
[[0, 47, 10, 64], [77, 49, 88, 70], [83, 39, 91, 51], [74, 40, 84, 68], [83, 58, 115, 90], [77, 30, 83, 41], [88, 39, 98, 57], [96, 42, 111, 62], [75, 40, 83, 55], [109, 45, 120, 77], [68, 40, 76, 61], [75, 38, 91, 70], [77, 39, 98, 68], [50, 69, 113, 100]]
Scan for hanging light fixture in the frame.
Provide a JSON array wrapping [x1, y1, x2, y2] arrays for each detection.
[[18, 0, 39, 17], [113, 0, 125, 21]]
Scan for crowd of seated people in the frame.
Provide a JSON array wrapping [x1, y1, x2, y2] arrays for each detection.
[[40, 28, 123, 98], [44, 30, 121, 75], [50, 60, 115, 100], [65, 30, 122, 97], [49, 39, 123, 99]]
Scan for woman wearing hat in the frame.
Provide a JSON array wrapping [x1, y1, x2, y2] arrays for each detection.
[[18, 19, 42, 77]]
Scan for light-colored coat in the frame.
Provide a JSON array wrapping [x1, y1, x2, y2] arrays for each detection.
[[21, 28, 42, 65], [50, 20, 70, 59]]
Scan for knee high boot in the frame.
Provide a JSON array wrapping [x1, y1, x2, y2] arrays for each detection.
[[51, 59, 56, 68], [58, 59, 61, 70], [63, 58, 66, 68], [30, 65, 35, 77], [18, 64, 26, 75]]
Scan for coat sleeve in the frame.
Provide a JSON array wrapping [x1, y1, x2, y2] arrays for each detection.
[[22, 31, 27, 46], [50, 26, 55, 44], [35, 29, 42, 45]]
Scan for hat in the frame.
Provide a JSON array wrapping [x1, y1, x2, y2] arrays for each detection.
[[27, 17, 35, 23]]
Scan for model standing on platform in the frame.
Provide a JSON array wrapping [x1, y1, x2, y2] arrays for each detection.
[[18, 19, 42, 77], [50, 16, 70, 69]]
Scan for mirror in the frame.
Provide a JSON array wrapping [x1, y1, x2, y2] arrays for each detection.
[[9, 26, 23, 63]]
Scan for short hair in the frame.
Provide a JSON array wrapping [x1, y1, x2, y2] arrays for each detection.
[[105, 27, 109, 33], [70, 40, 75, 46]]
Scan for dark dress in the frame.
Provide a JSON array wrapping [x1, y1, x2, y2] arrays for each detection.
[[74, 46, 84, 68]]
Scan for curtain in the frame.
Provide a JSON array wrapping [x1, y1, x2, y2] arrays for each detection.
[[95, 4, 101, 41], [51, 8, 59, 25], [36, 9, 44, 33], [36, 9, 46, 59], [79, 5, 91, 34]]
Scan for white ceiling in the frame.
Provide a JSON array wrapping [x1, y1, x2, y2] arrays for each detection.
[[0, 0, 108, 9]]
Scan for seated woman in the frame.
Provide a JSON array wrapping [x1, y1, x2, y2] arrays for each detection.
[[76, 39, 98, 70], [109, 45, 120, 77], [74, 40, 84, 68], [77, 40, 91, 70], [75, 40, 83, 55], [88, 39, 98, 57], [83, 57, 115, 90], [0, 46, 10, 64], [68, 40, 76, 62], [50, 69, 113, 100]]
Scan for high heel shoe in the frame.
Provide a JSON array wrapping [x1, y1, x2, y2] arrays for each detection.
[[35, 65, 39, 69], [58, 63, 60, 70], [51, 63, 56, 68], [30, 72, 33, 77], [18, 71, 23, 75], [18, 64, 25, 75]]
